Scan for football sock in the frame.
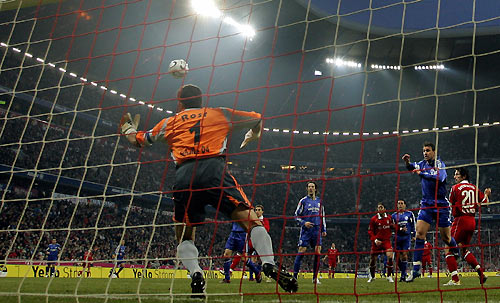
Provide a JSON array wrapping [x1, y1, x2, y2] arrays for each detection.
[[249, 226, 275, 265], [370, 265, 376, 278], [463, 251, 482, 274], [246, 260, 260, 276], [413, 239, 425, 273], [312, 255, 320, 280], [230, 254, 241, 270], [399, 260, 407, 278], [293, 253, 304, 277], [464, 250, 479, 268], [177, 240, 202, 275], [387, 257, 393, 276], [223, 259, 232, 280], [445, 253, 459, 282]]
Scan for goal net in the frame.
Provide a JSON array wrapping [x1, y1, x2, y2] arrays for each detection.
[[0, 0, 499, 302]]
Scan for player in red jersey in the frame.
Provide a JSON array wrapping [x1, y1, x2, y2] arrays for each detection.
[[247, 205, 270, 281], [444, 167, 491, 286], [367, 203, 396, 283], [421, 241, 432, 277], [323, 242, 340, 278], [255, 205, 270, 231], [80, 246, 97, 278]]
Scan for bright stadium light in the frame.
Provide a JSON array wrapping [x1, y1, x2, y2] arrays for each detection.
[[326, 57, 362, 68], [192, 0, 255, 38], [223, 17, 255, 38], [239, 24, 255, 38], [191, 0, 221, 18], [414, 64, 445, 70], [371, 64, 402, 70]]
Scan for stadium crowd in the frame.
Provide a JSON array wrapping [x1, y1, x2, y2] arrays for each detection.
[[0, 184, 498, 273]]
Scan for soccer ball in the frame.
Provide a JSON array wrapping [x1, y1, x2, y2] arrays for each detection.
[[168, 59, 189, 78]]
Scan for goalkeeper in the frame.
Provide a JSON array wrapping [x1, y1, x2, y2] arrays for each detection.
[[120, 84, 298, 297]]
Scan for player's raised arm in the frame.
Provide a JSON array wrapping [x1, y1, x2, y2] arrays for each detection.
[[120, 113, 170, 148], [219, 108, 262, 149], [402, 153, 415, 171], [240, 120, 262, 149], [482, 188, 492, 204], [120, 113, 141, 146]]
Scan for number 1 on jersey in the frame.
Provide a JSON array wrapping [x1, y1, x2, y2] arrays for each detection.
[[190, 120, 201, 144]]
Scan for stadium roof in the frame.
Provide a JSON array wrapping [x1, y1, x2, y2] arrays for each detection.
[[296, 0, 500, 38]]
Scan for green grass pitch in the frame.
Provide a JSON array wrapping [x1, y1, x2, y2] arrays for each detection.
[[0, 276, 498, 302]]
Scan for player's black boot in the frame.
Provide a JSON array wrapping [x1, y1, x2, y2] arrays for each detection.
[[255, 271, 262, 283], [190, 272, 206, 299], [263, 263, 298, 293]]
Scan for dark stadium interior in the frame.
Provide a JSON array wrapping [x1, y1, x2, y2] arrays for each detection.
[[0, 0, 499, 276]]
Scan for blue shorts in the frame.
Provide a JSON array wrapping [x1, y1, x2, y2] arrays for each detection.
[[225, 232, 246, 253], [116, 259, 125, 266], [394, 235, 411, 251], [417, 204, 452, 228], [47, 256, 57, 262], [298, 226, 322, 248]]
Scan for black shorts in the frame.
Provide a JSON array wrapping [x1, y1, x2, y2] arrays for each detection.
[[173, 157, 252, 224]]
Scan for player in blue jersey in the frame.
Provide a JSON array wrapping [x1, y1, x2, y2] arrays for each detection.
[[45, 238, 61, 277], [220, 222, 262, 283], [109, 240, 126, 278], [293, 181, 327, 284], [391, 199, 416, 282], [402, 142, 459, 282]]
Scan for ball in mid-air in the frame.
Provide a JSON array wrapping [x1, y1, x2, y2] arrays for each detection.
[[168, 59, 189, 78]]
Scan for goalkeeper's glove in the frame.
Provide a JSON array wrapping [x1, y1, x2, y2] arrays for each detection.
[[240, 127, 262, 149], [120, 113, 140, 135]]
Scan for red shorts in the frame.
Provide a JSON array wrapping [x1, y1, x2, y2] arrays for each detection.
[[328, 260, 337, 268], [451, 216, 476, 245], [371, 240, 392, 254]]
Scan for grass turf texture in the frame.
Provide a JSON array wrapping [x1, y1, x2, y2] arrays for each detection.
[[0, 277, 498, 302]]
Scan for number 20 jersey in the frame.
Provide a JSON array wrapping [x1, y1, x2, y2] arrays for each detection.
[[135, 107, 261, 164], [449, 180, 489, 218]]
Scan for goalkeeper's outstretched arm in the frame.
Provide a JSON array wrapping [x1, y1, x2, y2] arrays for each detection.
[[120, 113, 141, 146], [240, 120, 262, 149]]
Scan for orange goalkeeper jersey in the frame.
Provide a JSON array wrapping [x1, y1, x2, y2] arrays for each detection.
[[135, 107, 261, 164]]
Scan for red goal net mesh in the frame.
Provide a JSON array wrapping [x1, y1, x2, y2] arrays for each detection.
[[0, 0, 499, 302]]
